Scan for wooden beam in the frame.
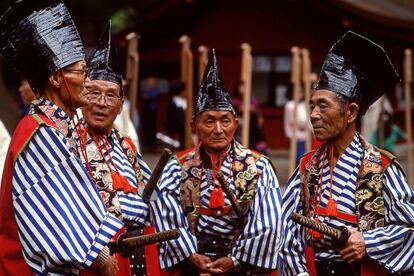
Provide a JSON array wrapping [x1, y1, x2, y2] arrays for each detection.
[[179, 35, 194, 148], [198, 45, 209, 85], [404, 49, 413, 187], [240, 43, 252, 148], [125, 32, 140, 121], [301, 48, 312, 153], [289, 46, 301, 175]]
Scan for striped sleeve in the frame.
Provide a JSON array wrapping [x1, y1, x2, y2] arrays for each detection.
[[116, 152, 152, 227], [13, 126, 123, 274], [363, 163, 414, 273], [150, 158, 197, 269], [231, 157, 283, 269], [279, 168, 309, 276]]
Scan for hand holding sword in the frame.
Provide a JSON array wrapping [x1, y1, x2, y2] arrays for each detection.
[[291, 213, 367, 262], [108, 148, 178, 257], [290, 212, 349, 248]]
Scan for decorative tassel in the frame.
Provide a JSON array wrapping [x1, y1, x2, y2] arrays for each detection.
[[209, 187, 224, 209], [111, 171, 123, 190], [326, 198, 338, 217]]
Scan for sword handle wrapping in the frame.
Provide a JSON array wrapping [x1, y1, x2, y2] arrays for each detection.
[[291, 212, 350, 248]]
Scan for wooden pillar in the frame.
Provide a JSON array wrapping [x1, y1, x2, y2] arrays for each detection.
[[301, 48, 312, 152], [198, 45, 209, 85], [179, 35, 194, 149], [404, 49, 413, 186], [240, 43, 252, 148], [289, 46, 301, 175], [125, 32, 139, 120]]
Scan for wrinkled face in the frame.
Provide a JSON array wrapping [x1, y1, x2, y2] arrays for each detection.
[[60, 61, 89, 108], [309, 89, 346, 141], [82, 79, 122, 134], [18, 79, 35, 104], [193, 111, 238, 154]]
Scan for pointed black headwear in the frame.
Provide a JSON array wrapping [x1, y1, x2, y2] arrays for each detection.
[[88, 21, 123, 94], [315, 31, 400, 114], [193, 49, 235, 118], [0, 0, 85, 92]]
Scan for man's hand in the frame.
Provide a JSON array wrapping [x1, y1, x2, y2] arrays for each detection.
[[206, 256, 234, 274], [188, 253, 212, 273], [338, 229, 366, 263], [98, 255, 119, 276]]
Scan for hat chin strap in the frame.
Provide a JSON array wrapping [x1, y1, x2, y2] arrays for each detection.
[[60, 71, 79, 118], [60, 71, 87, 153]]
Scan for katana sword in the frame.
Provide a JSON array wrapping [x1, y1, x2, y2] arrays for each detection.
[[108, 228, 180, 257], [290, 212, 350, 248], [215, 171, 241, 216], [141, 148, 172, 202]]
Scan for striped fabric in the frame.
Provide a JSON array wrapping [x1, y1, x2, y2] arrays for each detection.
[[12, 99, 124, 275], [83, 129, 152, 226], [151, 150, 283, 269], [280, 134, 414, 275]]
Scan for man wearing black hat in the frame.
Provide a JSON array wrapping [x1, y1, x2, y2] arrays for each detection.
[[0, 1, 123, 275], [151, 50, 282, 275], [280, 31, 414, 276], [76, 22, 158, 276]]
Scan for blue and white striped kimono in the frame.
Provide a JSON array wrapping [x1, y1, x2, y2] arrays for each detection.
[[280, 134, 414, 275], [12, 98, 124, 275], [76, 118, 151, 227], [151, 143, 283, 270]]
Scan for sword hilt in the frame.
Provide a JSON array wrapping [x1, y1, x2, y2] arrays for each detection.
[[291, 212, 350, 248]]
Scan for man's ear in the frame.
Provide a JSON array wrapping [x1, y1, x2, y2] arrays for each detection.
[[347, 103, 359, 124], [190, 120, 196, 134], [118, 99, 124, 115], [49, 72, 61, 89]]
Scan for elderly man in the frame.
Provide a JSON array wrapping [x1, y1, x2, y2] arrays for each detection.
[[280, 31, 414, 276], [0, 1, 123, 275], [151, 50, 282, 275], [76, 22, 153, 276]]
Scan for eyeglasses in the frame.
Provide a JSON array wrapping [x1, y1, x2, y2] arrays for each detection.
[[86, 91, 121, 106], [63, 68, 89, 79]]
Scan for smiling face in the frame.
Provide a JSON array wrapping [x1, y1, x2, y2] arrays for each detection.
[[309, 89, 347, 142], [82, 79, 122, 135], [192, 110, 238, 154]]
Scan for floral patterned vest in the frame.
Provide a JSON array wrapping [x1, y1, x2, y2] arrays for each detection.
[[300, 136, 401, 231], [76, 121, 145, 221], [177, 141, 263, 235]]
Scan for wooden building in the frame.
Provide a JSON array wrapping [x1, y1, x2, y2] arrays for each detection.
[[1, 0, 414, 149]]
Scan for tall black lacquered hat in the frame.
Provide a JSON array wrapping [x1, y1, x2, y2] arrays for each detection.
[[88, 21, 123, 94], [0, 0, 85, 92], [193, 49, 236, 118], [315, 31, 400, 114]]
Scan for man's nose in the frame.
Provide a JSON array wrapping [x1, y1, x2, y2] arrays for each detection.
[[310, 108, 319, 121], [213, 121, 223, 133]]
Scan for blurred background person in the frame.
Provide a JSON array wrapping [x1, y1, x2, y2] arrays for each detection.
[[114, 78, 140, 150], [370, 111, 406, 153], [166, 80, 186, 149], [284, 87, 309, 166], [140, 76, 159, 149]]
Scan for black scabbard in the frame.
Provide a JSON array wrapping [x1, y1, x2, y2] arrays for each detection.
[[215, 171, 241, 216], [141, 148, 172, 202]]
